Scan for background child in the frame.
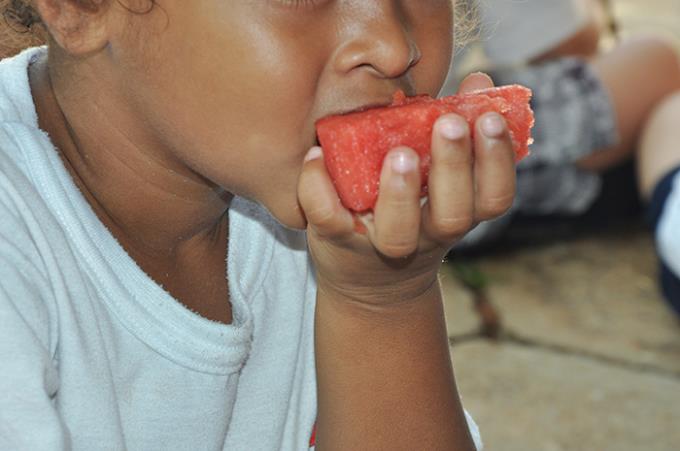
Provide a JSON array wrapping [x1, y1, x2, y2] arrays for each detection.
[[444, 0, 680, 248], [0, 0, 520, 449]]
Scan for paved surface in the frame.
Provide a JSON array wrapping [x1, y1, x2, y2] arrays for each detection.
[[442, 226, 680, 450], [443, 2, 680, 450]]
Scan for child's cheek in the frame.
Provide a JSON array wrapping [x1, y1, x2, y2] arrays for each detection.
[[410, 5, 455, 95]]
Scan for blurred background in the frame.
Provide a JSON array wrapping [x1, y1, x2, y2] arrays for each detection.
[[443, 1, 680, 450]]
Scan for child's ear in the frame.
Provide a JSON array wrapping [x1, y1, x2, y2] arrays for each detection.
[[34, 0, 110, 56]]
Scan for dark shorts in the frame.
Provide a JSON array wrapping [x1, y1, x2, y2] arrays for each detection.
[[647, 167, 680, 317]]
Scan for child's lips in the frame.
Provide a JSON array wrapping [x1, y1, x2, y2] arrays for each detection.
[[317, 83, 415, 120], [321, 100, 394, 119]]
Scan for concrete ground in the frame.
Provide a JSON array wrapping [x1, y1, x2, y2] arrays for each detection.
[[442, 2, 680, 450], [443, 226, 680, 451]]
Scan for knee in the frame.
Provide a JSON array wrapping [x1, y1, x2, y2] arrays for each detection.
[[624, 35, 680, 87], [643, 91, 680, 145], [653, 91, 680, 119]]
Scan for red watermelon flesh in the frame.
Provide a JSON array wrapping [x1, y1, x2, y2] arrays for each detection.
[[315, 85, 534, 213]]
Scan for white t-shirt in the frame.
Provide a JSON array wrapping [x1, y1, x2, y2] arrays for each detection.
[[0, 46, 318, 451], [0, 47, 482, 450], [477, 0, 593, 65]]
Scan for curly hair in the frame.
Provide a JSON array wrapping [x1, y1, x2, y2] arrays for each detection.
[[1, 0, 478, 59], [0, 0, 158, 57], [1, 0, 47, 57]]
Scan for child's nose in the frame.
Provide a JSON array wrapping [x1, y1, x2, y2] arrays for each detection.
[[333, 2, 421, 80]]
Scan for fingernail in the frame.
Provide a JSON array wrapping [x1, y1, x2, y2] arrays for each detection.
[[390, 151, 418, 174], [481, 113, 505, 138], [304, 146, 323, 162], [439, 118, 467, 141]]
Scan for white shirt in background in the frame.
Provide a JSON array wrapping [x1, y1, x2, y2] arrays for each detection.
[[478, 0, 593, 65]]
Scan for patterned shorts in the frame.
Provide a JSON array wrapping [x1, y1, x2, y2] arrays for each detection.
[[459, 57, 620, 247]]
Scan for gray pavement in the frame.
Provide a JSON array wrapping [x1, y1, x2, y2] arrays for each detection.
[[442, 226, 680, 450]]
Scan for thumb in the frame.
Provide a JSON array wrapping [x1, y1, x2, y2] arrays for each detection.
[[297, 147, 354, 239]]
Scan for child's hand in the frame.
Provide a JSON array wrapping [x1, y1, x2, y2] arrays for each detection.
[[298, 74, 516, 307]]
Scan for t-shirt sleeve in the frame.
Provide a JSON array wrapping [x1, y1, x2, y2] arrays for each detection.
[[0, 204, 70, 449]]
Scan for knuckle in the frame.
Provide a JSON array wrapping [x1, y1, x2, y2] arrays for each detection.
[[385, 196, 417, 212], [306, 203, 338, 228], [431, 214, 474, 239], [435, 155, 472, 174], [374, 225, 419, 258], [378, 188, 421, 215], [478, 194, 514, 219], [378, 240, 418, 259]]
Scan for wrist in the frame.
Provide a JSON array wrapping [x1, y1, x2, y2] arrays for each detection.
[[316, 270, 440, 314]]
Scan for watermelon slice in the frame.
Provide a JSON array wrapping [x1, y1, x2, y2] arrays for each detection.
[[315, 85, 534, 213]]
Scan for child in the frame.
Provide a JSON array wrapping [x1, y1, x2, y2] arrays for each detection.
[[638, 92, 680, 318], [0, 1, 519, 449]]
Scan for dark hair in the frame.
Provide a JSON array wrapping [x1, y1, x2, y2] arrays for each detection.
[[1, 0, 46, 56], [4, 0, 40, 28], [2, 0, 112, 29], [1, 0, 157, 57]]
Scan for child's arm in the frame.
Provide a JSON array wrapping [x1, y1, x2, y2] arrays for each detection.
[[313, 280, 475, 450], [298, 74, 514, 450]]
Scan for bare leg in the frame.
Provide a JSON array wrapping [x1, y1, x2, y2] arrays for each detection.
[[578, 36, 680, 172], [637, 92, 680, 200]]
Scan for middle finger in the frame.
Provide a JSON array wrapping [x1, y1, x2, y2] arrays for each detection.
[[423, 114, 475, 243], [370, 148, 422, 259]]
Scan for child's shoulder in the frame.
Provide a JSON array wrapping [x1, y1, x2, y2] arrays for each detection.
[[0, 138, 57, 351], [0, 135, 51, 278], [0, 46, 49, 191], [0, 45, 62, 289], [0, 119, 44, 234], [0, 47, 44, 125]]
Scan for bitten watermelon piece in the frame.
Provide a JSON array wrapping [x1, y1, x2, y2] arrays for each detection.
[[315, 85, 535, 213]]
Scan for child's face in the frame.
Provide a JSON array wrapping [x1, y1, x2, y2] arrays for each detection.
[[118, 0, 454, 228]]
